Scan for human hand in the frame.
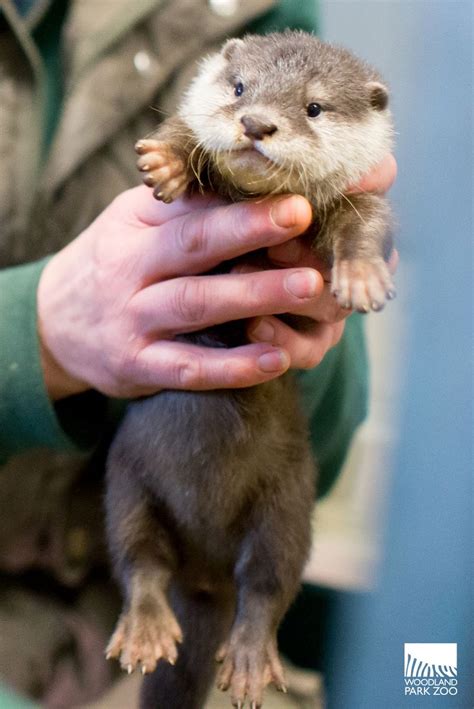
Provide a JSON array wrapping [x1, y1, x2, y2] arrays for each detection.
[[248, 155, 398, 368], [37, 186, 324, 400]]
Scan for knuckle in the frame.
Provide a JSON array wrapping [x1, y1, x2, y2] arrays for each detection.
[[124, 295, 145, 331], [104, 323, 145, 384], [91, 241, 139, 288], [175, 213, 206, 255], [173, 354, 202, 388], [172, 278, 207, 325], [245, 274, 266, 309], [224, 204, 257, 246], [113, 342, 142, 383]]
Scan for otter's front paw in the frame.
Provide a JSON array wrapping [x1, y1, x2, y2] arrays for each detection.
[[135, 139, 190, 203], [331, 258, 396, 312], [106, 602, 183, 675], [216, 638, 287, 708]]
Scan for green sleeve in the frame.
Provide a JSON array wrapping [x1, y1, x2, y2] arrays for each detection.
[[0, 259, 106, 463], [297, 314, 368, 499], [246, 0, 319, 35], [0, 686, 36, 708]]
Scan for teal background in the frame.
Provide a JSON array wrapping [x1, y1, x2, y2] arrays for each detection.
[[322, 2, 473, 707]]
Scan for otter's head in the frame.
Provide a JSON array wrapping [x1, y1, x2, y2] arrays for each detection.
[[180, 31, 393, 199]]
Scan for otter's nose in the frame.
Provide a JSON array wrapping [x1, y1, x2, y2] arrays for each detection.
[[240, 115, 277, 140]]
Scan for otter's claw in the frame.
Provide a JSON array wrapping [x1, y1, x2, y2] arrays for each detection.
[[331, 258, 395, 313], [135, 139, 190, 203], [106, 603, 182, 675], [216, 638, 285, 708]]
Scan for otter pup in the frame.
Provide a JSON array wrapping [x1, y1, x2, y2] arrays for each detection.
[[105, 31, 394, 708]]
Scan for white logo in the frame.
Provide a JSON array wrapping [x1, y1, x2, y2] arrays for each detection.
[[404, 644, 458, 697], [404, 643, 457, 678]]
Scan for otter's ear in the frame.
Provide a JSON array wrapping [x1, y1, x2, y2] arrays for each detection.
[[367, 81, 389, 111], [221, 38, 245, 61]]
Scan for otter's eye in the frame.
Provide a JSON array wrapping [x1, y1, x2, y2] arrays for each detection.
[[307, 103, 322, 118], [234, 82, 244, 97]]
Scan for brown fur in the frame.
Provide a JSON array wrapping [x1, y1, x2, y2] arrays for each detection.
[[106, 375, 314, 708]]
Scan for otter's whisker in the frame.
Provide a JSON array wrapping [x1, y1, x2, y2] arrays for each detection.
[[188, 144, 204, 187], [329, 182, 368, 226]]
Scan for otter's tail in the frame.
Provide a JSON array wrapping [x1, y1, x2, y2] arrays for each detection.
[[140, 586, 233, 709]]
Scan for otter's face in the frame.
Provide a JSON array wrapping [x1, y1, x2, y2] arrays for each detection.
[[179, 33, 393, 198]]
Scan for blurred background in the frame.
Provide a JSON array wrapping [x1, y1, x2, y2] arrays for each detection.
[[307, 2, 473, 708], [310, 0, 472, 602]]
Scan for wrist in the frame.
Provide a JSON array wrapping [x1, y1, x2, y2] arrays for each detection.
[[37, 247, 91, 401], [38, 334, 89, 400]]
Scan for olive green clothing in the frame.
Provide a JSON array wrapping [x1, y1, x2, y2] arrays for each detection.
[[0, 0, 367, 705], [0, 687, 34, 709]]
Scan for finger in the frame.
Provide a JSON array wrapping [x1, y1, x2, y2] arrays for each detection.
[[233, 264, 349, 323], [131, 268, 323, 336], [346, 154, 397, 194], [126, 340, 291, 392], [267, 237, 331, 278], [120, 185, 227, 227], [139, 195, 312, 279], [269, 240, 399, 282], [248, 316, 345, 369], [138, 195, 313, 281]]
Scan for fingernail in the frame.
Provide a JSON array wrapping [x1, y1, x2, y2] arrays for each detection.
[[249, 319, 275, 342], [268, 239, 302, 265], [258, 348, 289, 372], [285, 270, 319, 299], [270, 197, 298, 228]]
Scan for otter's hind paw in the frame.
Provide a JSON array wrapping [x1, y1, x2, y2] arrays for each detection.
[[106, 602, 183, 675], [331, 258, 396, 312], [216, 638, 287, 707], [135, 139, 190, 203]]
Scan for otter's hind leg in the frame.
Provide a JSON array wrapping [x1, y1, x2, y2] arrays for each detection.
[[105, 457, 182, 675], [217, 457, 314, 707]]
